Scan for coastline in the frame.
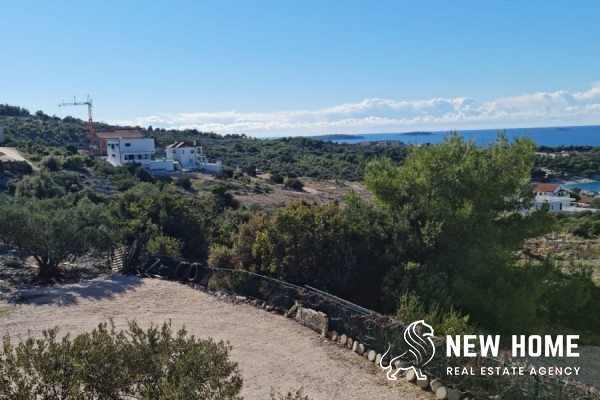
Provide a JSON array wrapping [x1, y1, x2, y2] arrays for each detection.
[[562, 179, 600, 194]]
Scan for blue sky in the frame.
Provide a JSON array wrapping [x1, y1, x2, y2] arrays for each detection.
[[2, 1, 600, 136]]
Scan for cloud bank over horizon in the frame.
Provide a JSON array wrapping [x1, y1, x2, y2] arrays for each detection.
[[109, 84, 600, 137]]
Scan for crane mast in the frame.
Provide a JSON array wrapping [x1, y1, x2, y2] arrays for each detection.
[[59, 96, 95, 150]]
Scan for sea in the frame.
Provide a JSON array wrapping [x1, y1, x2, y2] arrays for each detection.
[[318, 125, 600, 147], [301, 124, 600, 192], [563, 181, 600, 192]]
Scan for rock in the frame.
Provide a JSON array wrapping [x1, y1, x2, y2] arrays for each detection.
[[416, 375, 429, 390], [374, 353, 383, 365], [357, 343, 366, 355], [367, 350, 376, 361], [435, 386, 448, 400]]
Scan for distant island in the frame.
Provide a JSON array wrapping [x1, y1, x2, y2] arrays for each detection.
[[312, 134, 365, 140], [397, 131, 433, 136]]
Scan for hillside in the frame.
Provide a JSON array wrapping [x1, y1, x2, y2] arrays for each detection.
[[0, 104, 406, 181]]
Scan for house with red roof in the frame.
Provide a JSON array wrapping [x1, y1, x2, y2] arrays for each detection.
[[93, 130, 143, 155], [532, 183, 574, 212], [532, 183, 567, 197]]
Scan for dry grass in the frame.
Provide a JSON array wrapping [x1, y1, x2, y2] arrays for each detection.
[[234, 177, 372, 213], [522, 233, 600, 283]]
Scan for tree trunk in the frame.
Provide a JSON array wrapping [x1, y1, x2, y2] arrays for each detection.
[[35, 257, 61, 282]]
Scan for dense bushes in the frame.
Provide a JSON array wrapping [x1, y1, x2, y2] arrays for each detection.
[[557, 211, 600, 238], [0, 321, 243, 399], [223, 197, 396, 309]]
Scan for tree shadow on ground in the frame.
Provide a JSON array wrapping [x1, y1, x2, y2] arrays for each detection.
[[5, 275, 144, 307]]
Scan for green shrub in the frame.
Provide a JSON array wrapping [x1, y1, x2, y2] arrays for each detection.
[[146, 233, 183, 258], [40, 155, 62, 171], [174, 177, 192, 190], [62, 154, 87, 171], [283, 177, 303, 191], [396, 291, 475, 336], [208, 244, 237, 268], [0, 321, 243, 399], [269, 173, 284, 184], [2, 160, 33, 174]]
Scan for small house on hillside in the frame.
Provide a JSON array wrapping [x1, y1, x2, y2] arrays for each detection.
[[93, 130, 143, 155], [166, 141, 201, 167], [533, 183, 567, 197], [106, 138, 155, 167], [166, 141, 222, 172], [532, 183, 574, 212]]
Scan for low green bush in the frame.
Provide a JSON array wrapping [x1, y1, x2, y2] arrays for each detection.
[[0, 321, 243, 399]]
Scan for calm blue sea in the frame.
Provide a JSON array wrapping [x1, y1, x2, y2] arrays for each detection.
[[321, 125, 600, 147], [563, 181, 600, 192]]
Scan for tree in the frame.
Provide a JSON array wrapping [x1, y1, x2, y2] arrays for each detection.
[[0, 196, 114, 280], [250, 200, 391, 305], [109, 183, 215, 260], [365, 134, 554, 333]]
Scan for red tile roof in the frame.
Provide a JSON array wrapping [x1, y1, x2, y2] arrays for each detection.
[[533, 183, 561, 193], [166, 141, 196, 148], [95, 130, 143, 139]]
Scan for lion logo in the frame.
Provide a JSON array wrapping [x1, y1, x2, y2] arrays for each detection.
[[379, 320, 435, 381]]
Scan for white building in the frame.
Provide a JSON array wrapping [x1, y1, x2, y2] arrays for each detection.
[[106, 138, 155, 167], [166, 141, 222, 172], [533, 195, 573, 212], [533, 183, 567, 197], [166, 141, 199, 167], [532, 183, 574, 212]]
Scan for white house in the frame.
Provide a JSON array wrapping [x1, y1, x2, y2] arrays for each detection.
[[166, 141, 199, 167], [533, 183, 567, 197], [106, 138, 155, 167], [166, 141, 222, 172], [532, 183, 574, 212]]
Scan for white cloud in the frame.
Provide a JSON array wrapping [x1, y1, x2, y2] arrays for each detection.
[[108, 84, 600, 136]]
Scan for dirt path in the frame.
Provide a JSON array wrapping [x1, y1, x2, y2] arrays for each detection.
[[0, 276, 432, 400], [0, 147, 26, 162]]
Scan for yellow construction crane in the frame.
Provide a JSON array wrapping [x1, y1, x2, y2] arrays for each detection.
[[59, 95, 94, 149]]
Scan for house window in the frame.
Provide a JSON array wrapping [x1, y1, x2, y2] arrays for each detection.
[[111, 154, 116, 157], [190, 150, 195, 154], [125, 143, 131, 147]]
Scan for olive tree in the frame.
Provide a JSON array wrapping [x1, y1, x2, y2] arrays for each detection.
[[0, 195, 113, 280]]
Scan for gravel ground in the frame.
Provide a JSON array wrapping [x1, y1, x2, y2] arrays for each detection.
[[0, 276, 433, 400]]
